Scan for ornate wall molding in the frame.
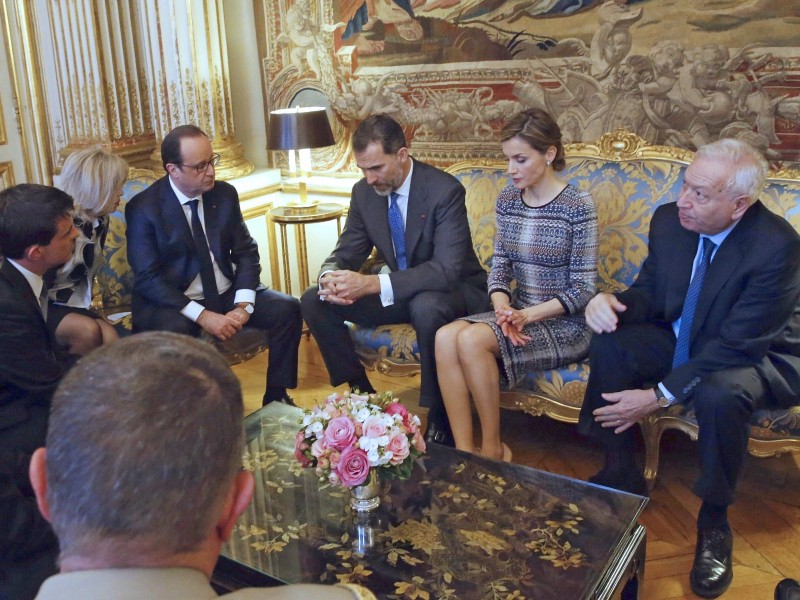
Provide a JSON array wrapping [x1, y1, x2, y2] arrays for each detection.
[[137, 0, 253, 180], [1, 0, 51, 183], [0, 160, 14, 189], [34, 1, 155, 169]]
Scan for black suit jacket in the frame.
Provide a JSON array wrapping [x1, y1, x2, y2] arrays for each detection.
[[320, 159, 487, 303], [617, 201, 800, 405], [126, 176, 261, 316], [0, 260, 62, 433]]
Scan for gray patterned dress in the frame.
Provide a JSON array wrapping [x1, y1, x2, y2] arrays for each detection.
[[462, 184, 598, 387]]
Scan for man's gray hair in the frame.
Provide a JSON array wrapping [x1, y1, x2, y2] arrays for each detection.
[[696, 137, 768, 202], [45, 332, 245, 559]]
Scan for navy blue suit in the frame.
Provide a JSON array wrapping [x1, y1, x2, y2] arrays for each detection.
[[126, 176, 301, 390], [579, 201, 800, 504]]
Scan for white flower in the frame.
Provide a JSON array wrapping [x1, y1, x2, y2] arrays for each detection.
[[354, 407, 371, 423], [366, 447, 380, 465], [358, 436, 378, 453]]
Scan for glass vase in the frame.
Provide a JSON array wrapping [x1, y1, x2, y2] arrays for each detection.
[[349, 469, 381, 512]]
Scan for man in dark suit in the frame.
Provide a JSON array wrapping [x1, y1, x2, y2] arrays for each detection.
[[0, 184, 78, 599], [126, 125, 302, 406], [300, 114, 489, 445], [579, 138, 800, 598]]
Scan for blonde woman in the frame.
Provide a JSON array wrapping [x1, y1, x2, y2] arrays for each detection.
[[47, 147, 128, 355], [436, 109, 598, 461]]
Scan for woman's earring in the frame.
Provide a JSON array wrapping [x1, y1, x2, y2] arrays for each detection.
[[546, 160, 551, 166]]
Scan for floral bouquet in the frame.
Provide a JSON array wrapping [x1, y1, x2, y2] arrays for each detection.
[[294, 391, 426, 488]]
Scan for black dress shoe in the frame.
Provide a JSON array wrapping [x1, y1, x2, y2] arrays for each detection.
[[588, 466, 649, 497], [424, 421, 454, 447], [690, 527, 733, 598], [262, 394, 297, 408], [775, 578, 800, 600]]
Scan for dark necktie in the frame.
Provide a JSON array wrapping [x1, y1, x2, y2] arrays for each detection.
[[187, 199, 222, 313], [388, 192, 407, 271], [39, 286, 49, 321], [673, 237, 716, 367]]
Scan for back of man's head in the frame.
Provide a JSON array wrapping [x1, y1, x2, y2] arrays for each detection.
[[0, 184, 73, 259], [41, 332, 244, 562]]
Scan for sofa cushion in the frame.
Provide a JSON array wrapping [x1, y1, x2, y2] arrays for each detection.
[[94, 169, 158, 314]]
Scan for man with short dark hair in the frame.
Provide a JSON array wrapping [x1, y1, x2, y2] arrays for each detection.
[[580, 138, 800, 598], [0, 184, 78, 599], [126, 125, 302, 406], [29, 332, 374, 599], [300, 114, 489, 446]]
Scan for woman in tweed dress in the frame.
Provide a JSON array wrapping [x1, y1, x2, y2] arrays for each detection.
[[436, 109, 598, 461], [47, 148, 128, 356]]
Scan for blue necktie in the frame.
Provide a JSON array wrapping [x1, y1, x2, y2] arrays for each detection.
[[187, 199, 222, 313], [673, 237, 716, 367], [388, 192, 407, 271]]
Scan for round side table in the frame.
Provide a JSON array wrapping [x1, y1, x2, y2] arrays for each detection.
[[268, 203, 344, 295]]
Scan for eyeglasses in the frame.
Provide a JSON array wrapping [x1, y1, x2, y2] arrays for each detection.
[[177, 153, 221, 174]]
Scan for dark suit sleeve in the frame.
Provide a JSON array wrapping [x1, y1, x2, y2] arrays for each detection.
[[0, 451, 57, 560], [126, 195, 194, 310], [388, 178, 472, 301], [0, 298, 61, 404], [615, 206, 670, 325], [664, 232, 800, 400], [319, 190, 379, 275], [223, 189, 262, 291]]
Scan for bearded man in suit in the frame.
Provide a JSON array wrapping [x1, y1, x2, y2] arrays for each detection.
[[579, 138, 800, 598], [126, 125, 301, 406], [300, 114, 489, 446]]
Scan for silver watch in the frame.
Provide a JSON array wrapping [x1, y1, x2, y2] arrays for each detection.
[[240, 303, 254, 314]]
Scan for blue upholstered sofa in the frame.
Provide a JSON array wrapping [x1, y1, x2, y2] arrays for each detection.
[[348, 129, 800, 488]]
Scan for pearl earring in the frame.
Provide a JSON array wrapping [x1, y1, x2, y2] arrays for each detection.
[[546, 160, 551, 166]]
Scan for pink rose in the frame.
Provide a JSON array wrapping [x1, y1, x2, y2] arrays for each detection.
[[412, 430, 426, 454], [311, 438, 328, 458], [337, 445, 371, 487], [324, 416, 356, 450], [385, 401, 409, 423], [363, 415, 387, 438], [294, 431, 312, 467], [387, 433, 410, 465]]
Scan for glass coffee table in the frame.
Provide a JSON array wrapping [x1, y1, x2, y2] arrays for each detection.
[[214, 403, 647, 599]]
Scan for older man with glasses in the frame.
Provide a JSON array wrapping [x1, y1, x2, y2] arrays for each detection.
[[126, 125, 302, 407]]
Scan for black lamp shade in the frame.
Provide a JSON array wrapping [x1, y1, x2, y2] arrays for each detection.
[[267, 107, 335, 151]]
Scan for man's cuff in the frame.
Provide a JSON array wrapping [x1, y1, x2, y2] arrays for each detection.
[[318, 270, 334, 289], [657, 382, 676, 402], [378, 273, 394, 307], [234, 289, 256, 305], [181, 301, 205, 322]]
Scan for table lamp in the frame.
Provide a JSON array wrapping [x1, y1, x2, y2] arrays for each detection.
[[267, 106, 335, 207]]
